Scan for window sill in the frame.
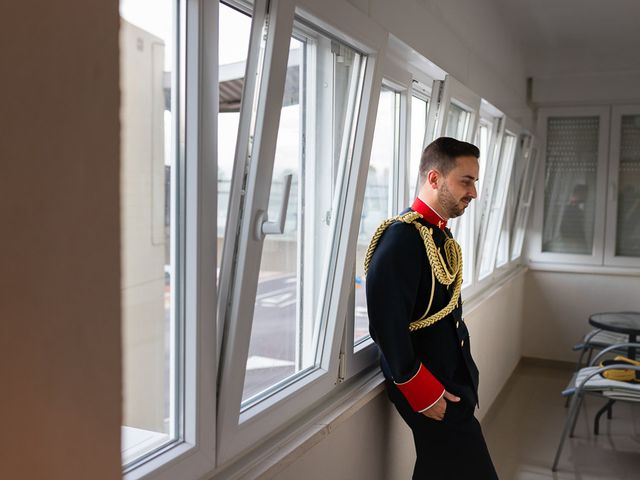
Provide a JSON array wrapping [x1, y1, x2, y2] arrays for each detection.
[[527, 261, 640, 277], [122, 426, 171, 466]]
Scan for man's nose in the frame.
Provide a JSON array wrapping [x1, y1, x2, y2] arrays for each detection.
[[469, 184, 477, 199]]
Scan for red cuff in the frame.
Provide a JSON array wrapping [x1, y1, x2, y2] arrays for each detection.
[[394, 363, 445, 412]]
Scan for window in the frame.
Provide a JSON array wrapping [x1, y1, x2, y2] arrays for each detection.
[[531, 107, 609, 266], [354, 86, 401, 347], [216, 6, 374, 460], [605, 106, 640, 266], [511, 145, 539, 261], [242, 36, 305, 404], [120, 0, 180, 466], [477, 128, 518, 279], [409, 92, 429, 196], [543, 117, 599, 255], [218, 2, 252, 281], [446, 102, 471, 140], [496, 135, 531, 268]]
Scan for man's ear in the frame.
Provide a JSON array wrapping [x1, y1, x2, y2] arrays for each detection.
[[426, 169, 440, 190]]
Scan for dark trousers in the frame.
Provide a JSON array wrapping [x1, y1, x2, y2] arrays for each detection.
[[386, 380, 499, 480]]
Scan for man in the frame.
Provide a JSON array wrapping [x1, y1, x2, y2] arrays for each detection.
[[365, 137, 498, 479]]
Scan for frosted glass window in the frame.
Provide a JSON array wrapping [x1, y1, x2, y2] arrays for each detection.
[[616, 115, 640, 257], [542, 117, 599, 255]]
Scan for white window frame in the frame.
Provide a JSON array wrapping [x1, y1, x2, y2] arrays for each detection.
[[215, 0, 388, 465], [344, 75, 408, 378], [124, 0, 217, 478], [475, 117, 521, 282], [495, 131, 529, 271], [604, 104, 640, 267], [530, 106, 610, 266], [474, 102, 503, 230]]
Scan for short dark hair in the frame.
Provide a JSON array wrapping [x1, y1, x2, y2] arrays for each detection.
[[419, 137, 480, 182]]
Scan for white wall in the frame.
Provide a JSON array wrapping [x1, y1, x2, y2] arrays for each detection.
[[346, 0, 533, 129], [533, 72, 640, 106], [0, 0, 121, 479], [523, 270, 640, 362]]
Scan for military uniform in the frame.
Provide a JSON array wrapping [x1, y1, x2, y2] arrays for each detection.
[[365, 197, 498, 479]]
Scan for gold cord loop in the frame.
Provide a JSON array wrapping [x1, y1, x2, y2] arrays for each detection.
[[363, 212, 463, 332]]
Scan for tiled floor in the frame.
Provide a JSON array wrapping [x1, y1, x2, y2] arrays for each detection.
[[482, 360, 640, 479]]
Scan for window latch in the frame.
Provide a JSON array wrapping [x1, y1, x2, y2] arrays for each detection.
[[254, 173, 293, 241]]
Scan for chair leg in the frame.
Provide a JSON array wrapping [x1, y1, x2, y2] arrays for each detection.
[[553, 391, 584, 472], [594, 399, 616, 435], [585, 347, 594, 366], [569, 393, 585, 438]]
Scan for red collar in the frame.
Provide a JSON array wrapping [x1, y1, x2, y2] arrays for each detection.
[[411, 197, 447, 231]]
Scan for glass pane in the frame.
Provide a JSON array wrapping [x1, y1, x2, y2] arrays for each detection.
[[479, 133, 517, 278], [218, 3, 252, 279], [120, 0, 177, 465], [511, 148, 538, 260], [409, 96, 428, 195], [355, 88, 398, 346], [476, 122, 491, 202], [445, 102, 470, 140], [496, 208, 510, 267], [242, 34, 366, 404], [616, 115, 640, 257], [542, 117, 599, 254]]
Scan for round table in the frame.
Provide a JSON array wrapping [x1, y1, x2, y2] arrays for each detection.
[[589, 311, 640, 359]]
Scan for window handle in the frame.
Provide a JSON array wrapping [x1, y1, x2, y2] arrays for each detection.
[[255, 173, 293, 240]]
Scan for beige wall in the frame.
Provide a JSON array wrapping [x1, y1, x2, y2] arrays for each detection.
[[271, 394, 390, 480], [523, 270, 640, 362], [0, 0, 121, 479], [270, 269, 527, 479]]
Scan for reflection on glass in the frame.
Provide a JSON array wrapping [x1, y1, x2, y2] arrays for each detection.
[[446, 102, 471, 140], [616, 115, 640, 257], [542, 117, 599, 255], [242, 34, 366, 404], [119, 0, 177, 465], [218, 3, 252, 278], [409, 96, 428, 195], [354, 88, 398, 346]]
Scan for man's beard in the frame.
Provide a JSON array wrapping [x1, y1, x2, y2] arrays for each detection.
[[439, 181, 471, 219]]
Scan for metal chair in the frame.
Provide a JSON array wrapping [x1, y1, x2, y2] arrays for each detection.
[[572, 328, 629, 371], [552, 342, 640, 472]]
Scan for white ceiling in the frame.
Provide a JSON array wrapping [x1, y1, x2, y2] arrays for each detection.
[[492, 0, 640, 76]]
